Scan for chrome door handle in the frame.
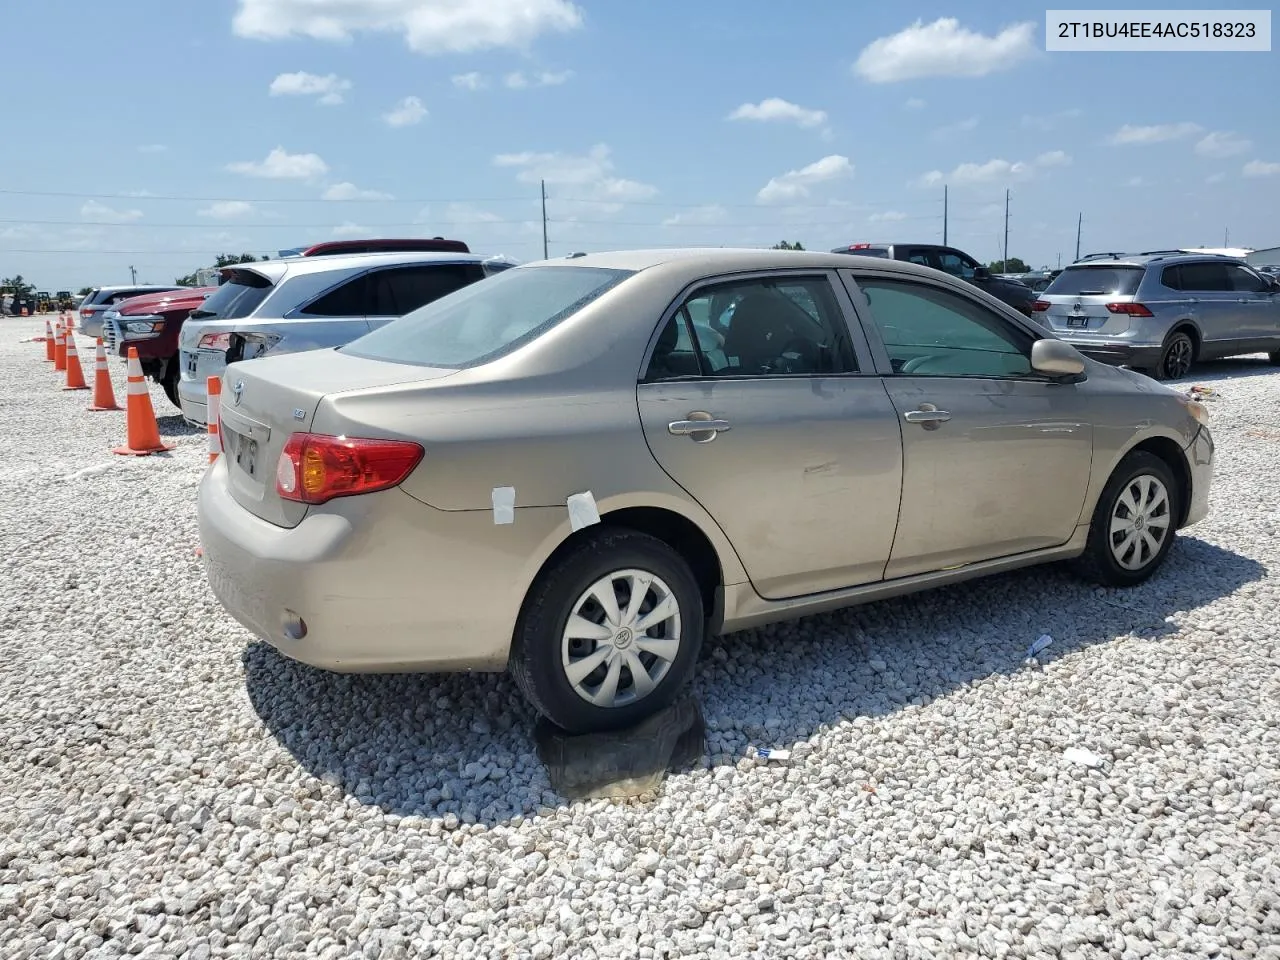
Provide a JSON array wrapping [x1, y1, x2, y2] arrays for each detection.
[[904, 405, 951, 431], [668, 413, 731, 441]]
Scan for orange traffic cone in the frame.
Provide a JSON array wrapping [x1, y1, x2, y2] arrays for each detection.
[[207, 376, 223, 463], [54, 322, 67, 371], [43, 319, 56, 361], [63, 333, 88, 391], [87, 339, 122, 411], [112, 347, 175, 456]]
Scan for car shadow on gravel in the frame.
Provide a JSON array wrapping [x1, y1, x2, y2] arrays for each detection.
[[156, 413, 203, 437], [242, 536, 1263, 825]]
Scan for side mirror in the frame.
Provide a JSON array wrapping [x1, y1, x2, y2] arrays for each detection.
[[974, 266, 991, 281], [1031, 338, 1086, 378]]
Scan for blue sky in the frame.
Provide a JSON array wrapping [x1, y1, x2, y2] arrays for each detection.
[[2, 0, 1278, 289]]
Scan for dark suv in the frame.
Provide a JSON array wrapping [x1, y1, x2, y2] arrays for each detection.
[[832, 242, 1037, 316]]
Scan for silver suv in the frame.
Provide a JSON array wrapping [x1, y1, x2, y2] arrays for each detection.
[[177, 251, 516, 425], [1032, 251, 1280, 380]]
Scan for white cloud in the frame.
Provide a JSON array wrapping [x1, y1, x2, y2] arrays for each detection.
[[137, 144, 167, 154], [1035, 150, 1071, 167], [868, 210, 907, 223], [756, 155, 853, 204], [494, 144, 657, 210], [452, 71, 487, 91], [227, 146, 329, 179], [232, 0, 584, 55], [503, 69, 572, 89], [269, 71, 352, 104], [1126, 176, 1145, 187], [1243, 160, 1280, 177], [383, 96, 428, 127], [332, 221, 373, 237], [931, 116, 978, 140], [727, 97, 828, 129], [323, 181, 393, 201], [916, 150, 1070, 187], [198, 200, 257, 219], [905, 98, 926, 109], [662, 205, 728, 227], [1206, 172, 1226, 184], [80, 200, 143, 223], [442, 202, 505, 225], [1107, 122, 1202, 145], [854, 18, 1036, 83], [1195, 131, 1251, 159]]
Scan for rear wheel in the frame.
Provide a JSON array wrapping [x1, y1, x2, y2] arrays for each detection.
[[1071, 451, 1180, 587], [509, 529, 704, 734], [161, 359, 181, 409], [1268, 350, 1280, 366], [1152, 330, 1195, 381]]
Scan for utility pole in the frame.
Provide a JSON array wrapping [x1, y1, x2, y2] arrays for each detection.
[[1224, 227, 1230, 246], [942, 185, 948, 245], [129, 265, 137, 284], [1075, 212, 1082, 261], [1002, 189, 1009, 271], [540, 179, 548, 260]]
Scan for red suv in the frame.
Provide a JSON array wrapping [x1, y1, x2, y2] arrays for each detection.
[[102, 287, 217, 407]]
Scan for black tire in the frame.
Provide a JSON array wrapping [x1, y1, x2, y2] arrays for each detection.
[[1071, 450, 1181, 588], [1152, 330, 1195, 381], [509, 529, 704, 734], [1268, 350, 1280, 367], [161, 360, 181, 409]]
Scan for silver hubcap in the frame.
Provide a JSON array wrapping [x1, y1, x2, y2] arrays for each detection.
[[1109, 474, 1171, 571], [560, 569, 682, 709]]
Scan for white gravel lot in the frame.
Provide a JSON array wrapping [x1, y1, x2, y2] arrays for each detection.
[[2, 316, 1278, 960]]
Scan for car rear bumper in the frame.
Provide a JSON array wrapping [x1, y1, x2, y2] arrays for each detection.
[[1059, 339, 1164, 369], [79, 314, 104, 337], [197, 459, 565, 673], [1183, 424, 1214, 529]]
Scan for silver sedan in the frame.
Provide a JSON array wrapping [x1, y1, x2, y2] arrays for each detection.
[[198, 249, 1214, 733]]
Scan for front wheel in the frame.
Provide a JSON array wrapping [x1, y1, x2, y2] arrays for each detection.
[[509, 529, 704, 734], [1071, 451, 1180, 587]]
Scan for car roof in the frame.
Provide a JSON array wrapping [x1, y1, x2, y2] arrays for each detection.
[[225, 250, 494, 283], [93, 284, 182, 292], [1067, 251, 1245, 268], [528, 247, 948, 278]]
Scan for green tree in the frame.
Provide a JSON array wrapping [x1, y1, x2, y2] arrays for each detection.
[[175, 252, 262, 286], [77, 286, 93, 297], [1, 275, 35, 297], [771, 241, 805, 251], [987, 256, 1030, 273]]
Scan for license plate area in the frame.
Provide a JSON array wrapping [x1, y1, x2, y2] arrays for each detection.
[[1065, 316, 1090, 328], [230, 429, 259, 478], [185, 352, 199, 374]]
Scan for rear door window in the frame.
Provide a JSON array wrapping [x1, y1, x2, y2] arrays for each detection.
[[1176, 262, 1231, 292], [1044, 266, 1144, 297], [379, 263, 486, 316], [301, 275, 372, 317]]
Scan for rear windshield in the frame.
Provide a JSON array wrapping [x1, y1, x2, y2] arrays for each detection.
[[189, 269, 273, 321], [1045, 265, 1144, 297], [341, 265, 634, 368]]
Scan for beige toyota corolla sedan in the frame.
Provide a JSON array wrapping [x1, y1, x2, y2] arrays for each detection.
[[198, 248, 1214, 733]]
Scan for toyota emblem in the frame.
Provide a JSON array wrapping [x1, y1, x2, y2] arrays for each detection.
[[232, 380, 244, 405]]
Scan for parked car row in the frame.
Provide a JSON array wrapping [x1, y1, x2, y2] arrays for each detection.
[[195, 246, 1215, 734]]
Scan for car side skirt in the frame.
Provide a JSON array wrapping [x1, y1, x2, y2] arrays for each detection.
[[714, 524, 1091, 635]]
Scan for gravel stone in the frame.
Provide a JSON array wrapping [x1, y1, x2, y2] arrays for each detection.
[[2, 322, 1279, 958]]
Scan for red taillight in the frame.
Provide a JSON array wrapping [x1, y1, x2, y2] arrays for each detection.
[[1032, 299, 1050, 312], [848, 243, 872, 250], [1105, 302, 1154, 317], [275, 433, 424, 505], [199, 332, 232, 350]]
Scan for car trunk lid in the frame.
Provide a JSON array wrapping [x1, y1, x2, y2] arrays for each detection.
[[217, 349, 459, 528]]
